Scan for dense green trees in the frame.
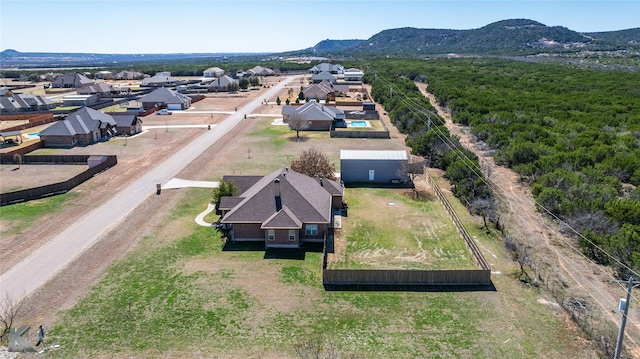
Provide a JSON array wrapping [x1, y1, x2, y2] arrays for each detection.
[[367, 58, 640, 277], [365, 70, 492, 210]]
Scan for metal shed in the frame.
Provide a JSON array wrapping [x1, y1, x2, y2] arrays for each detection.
[[340, 150, 408, 184]]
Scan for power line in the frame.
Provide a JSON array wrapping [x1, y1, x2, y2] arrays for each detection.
[[362, 61, 640, 298]]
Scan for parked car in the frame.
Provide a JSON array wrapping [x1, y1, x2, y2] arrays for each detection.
[[156, 109, 172, 115]]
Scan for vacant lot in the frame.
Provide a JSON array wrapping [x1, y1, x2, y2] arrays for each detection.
[[0, 164, 88, 192]]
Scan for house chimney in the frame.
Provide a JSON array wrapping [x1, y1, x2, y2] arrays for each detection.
[[320, 179, 324, 187], [273, 178, 281, 198], [273, 178, 282, 211]]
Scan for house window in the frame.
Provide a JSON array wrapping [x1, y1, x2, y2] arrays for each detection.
[[288, 230, 296, 242], [267, 230, 275, 241], [305, 224, 318, 236]]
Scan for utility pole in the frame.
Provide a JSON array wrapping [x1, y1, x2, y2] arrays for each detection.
[[615, 276, 640, 359]]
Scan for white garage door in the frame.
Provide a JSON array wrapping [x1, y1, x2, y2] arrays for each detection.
[[167, 104, 182, 110]]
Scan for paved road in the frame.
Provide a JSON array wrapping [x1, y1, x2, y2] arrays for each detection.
[[0, 76, 295, 302]]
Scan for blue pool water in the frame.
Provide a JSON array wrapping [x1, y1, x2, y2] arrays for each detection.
[[350, 121, 368, 127], [25, 132, 41, 138]]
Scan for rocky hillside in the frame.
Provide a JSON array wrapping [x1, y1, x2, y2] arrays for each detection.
[[349, 19, 638, 55]]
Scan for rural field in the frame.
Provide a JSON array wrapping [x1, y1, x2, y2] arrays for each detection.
[[1, 93, 600, 357]]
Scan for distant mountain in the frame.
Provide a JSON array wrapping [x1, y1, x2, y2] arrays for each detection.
[[584, 28, 640, 45], [0, 50, 266, 69], [349, 19, 638, 56], [311, 39, 365, 53]]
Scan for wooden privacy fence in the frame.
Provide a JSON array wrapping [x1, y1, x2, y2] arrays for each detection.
[[323, 268, 491, 286], [330, 130, 390, 139], [2, 141, 44, 156], [0, 155, 117, 206], [426, 169, 491, 271], [321, 169, 492, 288]]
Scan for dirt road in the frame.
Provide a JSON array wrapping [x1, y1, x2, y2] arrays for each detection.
[[0, 76, 296, 304], [415, 82, 640, 356]]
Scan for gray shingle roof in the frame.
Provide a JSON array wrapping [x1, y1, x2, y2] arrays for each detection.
[[221, 168, 341, 225], [111, 113, 139, 127], [281, 101, 344, 122], [40, 107, 115, 136], [139, 87, 190, 105]]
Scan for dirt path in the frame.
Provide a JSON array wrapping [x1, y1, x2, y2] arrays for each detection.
[[416, 82, 640, 356]]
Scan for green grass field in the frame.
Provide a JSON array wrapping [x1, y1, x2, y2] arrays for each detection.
[[45, 188, 596, 358], [330, 188, 477, 270], [14, 114, 598, 358]]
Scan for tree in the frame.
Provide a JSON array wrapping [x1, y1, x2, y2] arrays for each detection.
[[239, 78, 249, 90], [227, 82, 239, 93], [288, 115, 310, 140], [212, 180, 238, 213], [469, 197, 497, 232], [291, 147, 336, 180], [298, 89, 305, 101], [0, 291, 25, 345], [249, 76, 260, 89], [285, 98, 290, 105], [397, 155, 426, 197], [276, 96, 281, 105], [12, 153, 22, 169]]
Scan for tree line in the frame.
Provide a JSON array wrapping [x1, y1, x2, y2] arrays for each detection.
[[364, 69, 495, 228], [366, 58, 640, 277]]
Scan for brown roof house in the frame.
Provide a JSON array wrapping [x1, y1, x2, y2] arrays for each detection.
[[39, 107, 116, 147], [281, 100, 345, 131], [111, 113, 143, 136], [139, 87, 192, 110], [219, 168, 343, 249], [51, 72, 94, 88]]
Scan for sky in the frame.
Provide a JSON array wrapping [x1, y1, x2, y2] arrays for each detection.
[[1, 0, 638, 54]]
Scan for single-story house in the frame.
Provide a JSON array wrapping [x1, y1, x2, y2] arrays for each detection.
[[51, 72, 94, 88], [343, 68, 364, 82], [208, 75, 238, 92], [94, 71, 113, 80], [0, 94, 56, 113], [77, 83, 119, 96], [140, 72, 180, 87], [203, 67, 225, 78], [115, 70, 144, 80], [309, 63, 344, 75], [311, 71, 337, 84], [111, 113, 143, 136], [247, 66, 275, 76], [303, 80, 335, 101], [340, 150, 409, 184], [139, 87, 191, 110], [219, 168, 343, 248], [39, 107, 116, 147], [282, 100, 344, 131]]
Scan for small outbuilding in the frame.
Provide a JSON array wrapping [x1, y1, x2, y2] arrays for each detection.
[[340, 150, 409, 184]]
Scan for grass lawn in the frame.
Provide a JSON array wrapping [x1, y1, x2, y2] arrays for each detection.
[[0, 192, 79, 236], [31, 112, 597, 358], [330, 188, 477, 270], [47, 188, 595, 358], [99, 104, 129, 113]]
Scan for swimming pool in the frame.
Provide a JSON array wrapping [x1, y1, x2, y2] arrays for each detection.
[[349, 120, 370, 127], [25, 132, 41, 139]]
